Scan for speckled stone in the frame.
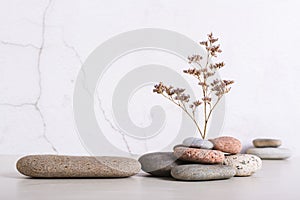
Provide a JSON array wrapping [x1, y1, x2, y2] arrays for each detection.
[[171, 164, 236, 181], [224, 154, 262, 176], [173, 146, 225, 164], [246, 148, 291, 160], [138, 152, 185, 177], [16, 155, 141, 178], [182, 137, 214, 149], [209, 136, 242, 154], [253, 138, 282, 148]]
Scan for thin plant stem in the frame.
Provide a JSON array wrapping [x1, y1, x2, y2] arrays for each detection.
[[161, 94, 204, 138]]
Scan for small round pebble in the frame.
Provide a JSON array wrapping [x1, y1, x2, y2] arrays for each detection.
[[182, 137, 214, 149], [253, 138, 281, 148], [246, 148, 291, 160], [173, 146, 225, 164], [209, 136, 242, 154], [224, 154, 262, 176], [16, 155, 141, 178], [138, 152, 184, 177], [171, 164, 236, 181]]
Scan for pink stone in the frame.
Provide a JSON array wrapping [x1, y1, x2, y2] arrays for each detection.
[[173, 146, 225, 164], [209, 136, 242, 154]]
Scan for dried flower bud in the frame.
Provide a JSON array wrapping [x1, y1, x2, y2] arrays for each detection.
[[173, 88, 185, 95], [153, 82, 165, 94], [183, 68, 201, 76], [200, 41, 208, 46], [188, 54, 203, 64], [193, 100, 202, 106], [213, 62, 225, 69], [223, 80, 234, 85], [202, 97, 212, 102]]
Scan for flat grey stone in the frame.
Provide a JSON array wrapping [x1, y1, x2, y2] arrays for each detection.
[[182, 137, 214, 149], [224, 154, 262, 176], [246, 148, 291, 160], [138, 152, 184, 177], [171, 164, 236, 181], [173, 144, 212, 151], [253, 138, 281, 148], [16, 155, 141, 178]]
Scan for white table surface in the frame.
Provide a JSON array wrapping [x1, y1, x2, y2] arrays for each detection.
[[0, 155, 299, 200]]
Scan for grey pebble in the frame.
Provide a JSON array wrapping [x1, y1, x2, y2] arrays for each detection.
[[138, 152, 184, 177], [246, 148, 291, 160], [171, 164, 236, 181], [182, 137, 214, 149]]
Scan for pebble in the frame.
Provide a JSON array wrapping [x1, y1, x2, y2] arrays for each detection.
[[253, 138, 281, 148], [171, 164, 236, 181], [246, 148, 291, 160], [182, 137, 214, 149], [138, 152, 184, 177], [224, 154, 262, 176], [16, 155, 141, 178], [209, 136, 242, 154], [173, 146, 225, 164]]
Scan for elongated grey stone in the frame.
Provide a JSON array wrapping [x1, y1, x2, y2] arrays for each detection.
[[16, 155, 141, 178], [171, 164, 236, 181], [182, 137, 214, 149], [246, 148, 291, 160]]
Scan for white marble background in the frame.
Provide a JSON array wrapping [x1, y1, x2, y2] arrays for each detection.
[[0, 0, 300, 156]]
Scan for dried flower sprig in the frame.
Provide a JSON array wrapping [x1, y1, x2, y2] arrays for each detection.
[[153, 33, 233, 139]]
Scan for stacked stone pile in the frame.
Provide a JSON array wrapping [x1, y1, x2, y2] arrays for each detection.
[[246, 138, 291, 160], [139, 136, 262, 181]]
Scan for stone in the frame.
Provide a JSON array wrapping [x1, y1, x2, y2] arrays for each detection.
[[182, 137, 214, 149], [253, 138, 281, 148], [138, 152, 184, 177], [172, 144, 212, 151], [173, 146, 225, 164], [16, 155, 141, 178], [173, 144, 191, 150], [171, 164, 236, 181], [224, 154, 262, 176], [209, 136, 242, 154], [246, 148, 291, 160]]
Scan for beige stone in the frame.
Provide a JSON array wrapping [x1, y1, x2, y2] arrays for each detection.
[[253, 138, 281, 148], [16, 155, 141, 178]]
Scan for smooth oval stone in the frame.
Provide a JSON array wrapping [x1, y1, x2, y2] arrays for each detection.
[[172, 144, 212, 151], [138, 152, 184, 177], [253, 138, 282, 148], [174, 146, 225, 164], [209, 136, 242, 154], [246, 148, 291, 160], [182, 137, 214, 149], [171, 164, 236, 181], [173, 144, 191, 151], [224, 154, 262, 176], [16, 155, 141, 178]]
